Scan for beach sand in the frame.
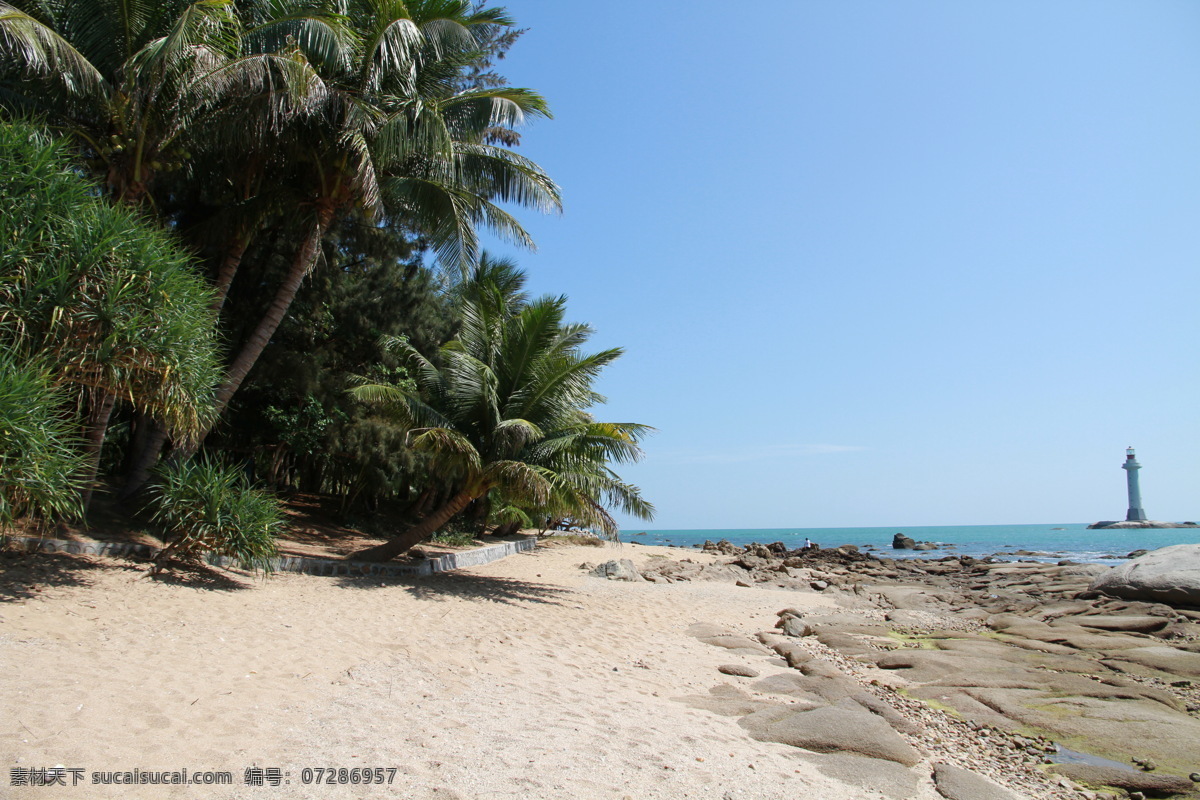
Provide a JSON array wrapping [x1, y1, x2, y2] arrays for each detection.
[[3, 541, 1018, 800]]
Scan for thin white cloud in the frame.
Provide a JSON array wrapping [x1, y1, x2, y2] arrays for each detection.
[[653, 443, 866, 465]]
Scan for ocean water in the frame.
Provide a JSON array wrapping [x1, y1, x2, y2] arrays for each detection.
[[618, 523, 1200, 564]]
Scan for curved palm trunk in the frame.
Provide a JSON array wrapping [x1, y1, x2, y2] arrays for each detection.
[[124, 206, 334, 485], [210, 232, 251, 314], [349, 488, 479, 562], [209, 206, 334, 422], [79, 390, 117, 511]]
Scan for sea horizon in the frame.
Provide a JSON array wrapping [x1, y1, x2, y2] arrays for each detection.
[[616, 521, 1200, 564]]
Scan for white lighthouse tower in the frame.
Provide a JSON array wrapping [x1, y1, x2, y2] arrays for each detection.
[[1122, 446, 1147, 522]]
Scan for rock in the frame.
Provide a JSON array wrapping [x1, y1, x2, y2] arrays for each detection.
[[932, 763, 1024, 800], [810, 580, 830, 591], [750, 673, 828, 705], [1127, 549, 1149, 558], [686, 622, 733, 638], [717, 663, 760, 677], [913, 542, 937, 551], [697, 635, 771, 655], [1049, 763, 1195, 795], [1091, 545, 1200, 606], [884, 610, 929, 627], [1065, 615, 1171, 634], [1059, 564, 1111, 578], [676, 684, 778, 717], [739, 704, 923, 766], [893, 534, 918, 550], [771, 641, 813, 668], [798, 752, 922, 799], [588, 559, 644, 582], [779, 616, 813, 638], [1103, 646, 1200, 678], [849, 694, 924, 736]]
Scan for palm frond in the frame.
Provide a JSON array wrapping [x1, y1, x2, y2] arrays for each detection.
[[0, 4, 106, 97]]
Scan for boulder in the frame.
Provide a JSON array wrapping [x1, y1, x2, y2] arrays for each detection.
[[848, 694, 924, 736], [717, 663, 760, 678], [1063, 615, 1171, 634], [751, 673, 828, 705], [697, 634, 771, 656], [739, 704, 923, 766], [798, 752, 922, 799], [1090, 545, 1200, 606], [1049, 763, 1195, 796], [779, 616, 813, 638], [588, 559, 644, 581], [932, 763, 1024, 800], [1103, 646, 1200, 678], [893, 534, 918, 550]]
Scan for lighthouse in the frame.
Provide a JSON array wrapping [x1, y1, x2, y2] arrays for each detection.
[[1122, 446, 1147, 522]]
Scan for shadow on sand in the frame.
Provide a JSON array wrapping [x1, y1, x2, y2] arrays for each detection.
[[0, 550, 141, 602], [333, 570, 576, 608], [148, 561, 259, 592]]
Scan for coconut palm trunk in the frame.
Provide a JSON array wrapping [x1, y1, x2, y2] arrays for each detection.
[[211, 232, 252, 314], [350, 487, 482, 562], [120, 206, 333, 494], [211, 205, 334, 422]]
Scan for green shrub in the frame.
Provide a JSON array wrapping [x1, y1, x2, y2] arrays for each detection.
[[147, 459, 283, 574], [430, 530, 478, 547], [0, 348, 85, 528]]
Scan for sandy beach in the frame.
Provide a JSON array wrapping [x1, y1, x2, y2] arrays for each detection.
[[5, 539, 1197, 800], [1, 541, 871, 800]]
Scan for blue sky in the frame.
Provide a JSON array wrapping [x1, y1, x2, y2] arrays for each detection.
[[481, 1, 1200, 530]]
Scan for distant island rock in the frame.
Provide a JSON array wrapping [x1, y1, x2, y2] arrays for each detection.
[[1087, 520, 1199, 529], [891, 533, 942, 551]]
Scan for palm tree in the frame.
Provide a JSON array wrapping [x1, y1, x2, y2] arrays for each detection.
[[0, 0, 242, 204], [2, 1, 563, 500], [196, 0, 560, 429], [347, 282, 653, 562], [123, 0, 561, 492]]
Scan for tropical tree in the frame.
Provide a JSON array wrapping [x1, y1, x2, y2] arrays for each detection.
[[196, 0, 560, 428], [0, 0, 242, 204], [207, 213, 453, 507], [347, 275, 653, 562], [0, 120, 220, 507], [117, 0, 561, 494]]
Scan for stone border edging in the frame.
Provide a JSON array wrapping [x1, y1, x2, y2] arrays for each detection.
[[2, 535, 538, 578]]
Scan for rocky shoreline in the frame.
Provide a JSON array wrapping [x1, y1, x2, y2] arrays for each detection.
[[594, 540, 1200, 799], [1088, 521, 1199, 530]]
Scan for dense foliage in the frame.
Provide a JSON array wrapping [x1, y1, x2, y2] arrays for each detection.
[[0, 120, 220, 512], [0, 1, 652, 557], [0, 348, 85, 526]]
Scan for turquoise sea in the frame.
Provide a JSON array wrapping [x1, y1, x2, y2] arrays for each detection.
[[618, 523, 1200, 563]]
